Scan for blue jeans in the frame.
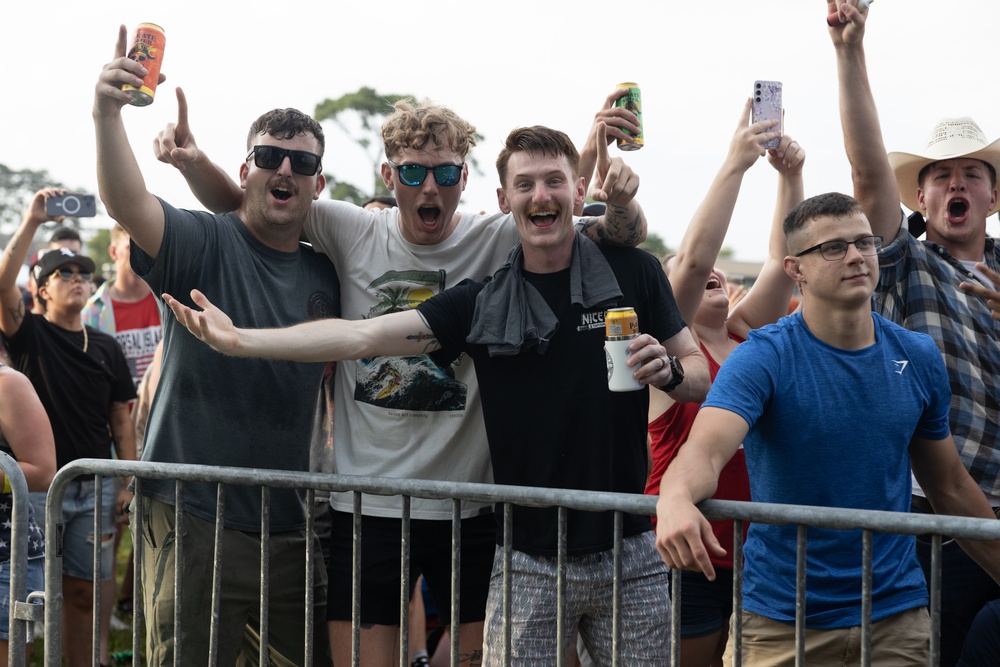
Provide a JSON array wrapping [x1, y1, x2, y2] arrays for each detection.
[[59, 478, 116, 581]]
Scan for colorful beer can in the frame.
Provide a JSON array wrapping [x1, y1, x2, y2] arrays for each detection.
[[615, 82, 644, 151], [122, 23, 166, 107], [605, 307, 639, 340]]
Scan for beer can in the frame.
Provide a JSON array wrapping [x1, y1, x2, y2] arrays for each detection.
[[122, 23, 166, 107], [605, 307, 638, 340], [615, 83, 644, 151]]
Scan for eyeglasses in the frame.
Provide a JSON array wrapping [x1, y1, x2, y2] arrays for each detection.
[[795, 235, 883, 261], [246, 146, 322, 176], [50, 268, 93, 282], [387, 160, 464, 187]]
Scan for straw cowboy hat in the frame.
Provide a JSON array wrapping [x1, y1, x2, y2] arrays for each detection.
[[887, 117, 1000, 216]]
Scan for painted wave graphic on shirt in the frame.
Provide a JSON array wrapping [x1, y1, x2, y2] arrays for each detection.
[[354, 268, 467, 411]]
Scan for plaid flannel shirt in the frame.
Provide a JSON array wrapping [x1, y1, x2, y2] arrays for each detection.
[[875, 214, 1000, 498]]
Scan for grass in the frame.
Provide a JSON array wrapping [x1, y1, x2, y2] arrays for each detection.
[[29, 528, 143, 666]]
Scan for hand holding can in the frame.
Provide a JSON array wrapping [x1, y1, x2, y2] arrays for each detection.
[[605, 308, 643, 392], [122, 23, 165, 107]]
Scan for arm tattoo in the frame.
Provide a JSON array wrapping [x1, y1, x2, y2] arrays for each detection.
[[604, 203, 643, 246], [580, 207, 644, 247], [405, 330, 439, 355], [5, 302, 23, 328]]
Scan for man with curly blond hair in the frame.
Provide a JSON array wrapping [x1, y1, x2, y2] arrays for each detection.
[[156, 90, 647, 666]]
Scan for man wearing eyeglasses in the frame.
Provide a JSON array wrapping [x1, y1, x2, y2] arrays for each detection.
[[829, 3, 1000, 663], [94, 26, 338, 666], [0, 188, 137, 667], [656, 192, 1000, 664], [152, 87, 646, 664]]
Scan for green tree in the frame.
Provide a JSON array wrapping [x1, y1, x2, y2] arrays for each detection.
[[86, 228, 113, 281], [639, 232, 671, 259], [314, 87, 484, 204]]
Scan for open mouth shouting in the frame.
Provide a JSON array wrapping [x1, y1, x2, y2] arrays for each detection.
[[706, 276, 723, 290], [418, 205, 442, 226], [947, 197, 970, 223]]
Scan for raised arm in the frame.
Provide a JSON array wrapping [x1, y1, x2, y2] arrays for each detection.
[[911, 435, 1000, 586], [727, 132, 805, 337], [163, 289, 441, 362], [152, 87, 244, 213], [576, 88, 639, 212], [576, 122, 647, 246], [828, 0, 901, 240], [0, 189, 63, 338], [655, 407, 749, 580], [93, 24, 167, 259], [669, 100, 780, 323]]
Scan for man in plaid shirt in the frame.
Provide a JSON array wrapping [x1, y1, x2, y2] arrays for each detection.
[[829, 2, 1000, 664]]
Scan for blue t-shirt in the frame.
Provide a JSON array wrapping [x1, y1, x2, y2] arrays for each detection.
[[705, 312, 950, 628]]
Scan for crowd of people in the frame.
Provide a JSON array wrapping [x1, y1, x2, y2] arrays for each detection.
[[2, 2, 1000, 666]]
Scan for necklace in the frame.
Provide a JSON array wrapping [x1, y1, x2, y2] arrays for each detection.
[[44, 316, 88, 353]]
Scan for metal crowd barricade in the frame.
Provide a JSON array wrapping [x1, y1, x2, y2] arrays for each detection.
[[32, 458, 1000, 667]]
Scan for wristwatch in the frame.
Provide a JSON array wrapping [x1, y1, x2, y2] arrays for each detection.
[[659, 355, 685, 392]]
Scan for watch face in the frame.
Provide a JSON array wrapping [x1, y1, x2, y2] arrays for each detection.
[[669, 355, 684, 380]]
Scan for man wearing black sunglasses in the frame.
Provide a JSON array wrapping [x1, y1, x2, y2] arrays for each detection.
[[95, 25, 338, 666], [154, 89, 647, 665], [0, 188, 137, 667]]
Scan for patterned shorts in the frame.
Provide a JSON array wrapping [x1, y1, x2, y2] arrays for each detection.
[[482, 531, 671, 665]]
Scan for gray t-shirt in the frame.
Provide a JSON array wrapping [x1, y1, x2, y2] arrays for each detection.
[[133, 199, 340, 531]]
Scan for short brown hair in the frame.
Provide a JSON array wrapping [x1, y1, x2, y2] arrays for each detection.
[[495, 126, 580, 188], [246, 108, 325, 154]]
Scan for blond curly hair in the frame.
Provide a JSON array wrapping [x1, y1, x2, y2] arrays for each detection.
[[381, 99, 477, 161]]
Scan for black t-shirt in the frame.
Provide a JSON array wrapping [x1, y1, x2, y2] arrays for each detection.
[[419, 243, 684, 555], [5, 313, 136, 468]]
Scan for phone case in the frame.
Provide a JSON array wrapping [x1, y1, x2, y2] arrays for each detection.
[[752, 80, 783, 150], [46, 194, 96, 218]]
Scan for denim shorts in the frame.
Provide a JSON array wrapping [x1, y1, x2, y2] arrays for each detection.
[[0, 557, 44, 641], [60, 477, 116, 581]]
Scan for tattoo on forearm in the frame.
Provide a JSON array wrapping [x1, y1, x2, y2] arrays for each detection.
[[460, 649, 483, 666], [582, 205, 644, 247], [406, 331, 439, 355]]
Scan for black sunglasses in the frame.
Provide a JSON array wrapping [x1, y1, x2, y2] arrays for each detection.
[[246, 146, 322, 176], [387, 160, 464, 187]]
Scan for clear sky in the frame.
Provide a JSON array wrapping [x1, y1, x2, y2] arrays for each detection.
[[3, 0, 999, 261]]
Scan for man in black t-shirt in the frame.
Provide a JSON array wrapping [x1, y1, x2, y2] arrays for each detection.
[[0, 189, 136, 667], [164, 126, 711, 664]]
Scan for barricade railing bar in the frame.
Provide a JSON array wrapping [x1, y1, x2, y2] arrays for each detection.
[[24, 459, 1000, 667]]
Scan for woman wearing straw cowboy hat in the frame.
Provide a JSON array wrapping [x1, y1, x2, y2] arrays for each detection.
[[828, 2, 1000, 664]]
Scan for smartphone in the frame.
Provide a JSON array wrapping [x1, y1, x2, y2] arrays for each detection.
[[752, 80, 783, 150], [46, 193, 96, 218]]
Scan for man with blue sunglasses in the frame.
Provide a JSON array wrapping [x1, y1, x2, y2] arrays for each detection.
[[155, 89, 647, 667]]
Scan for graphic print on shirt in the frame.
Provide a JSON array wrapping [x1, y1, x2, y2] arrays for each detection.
[[356, 269, 467, 411]]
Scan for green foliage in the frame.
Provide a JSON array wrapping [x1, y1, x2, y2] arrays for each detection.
[[315, 87, 415, 198], [314, 87, 485, 203], [87, 228, 112, 281], [639, 232, 671, 259]]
